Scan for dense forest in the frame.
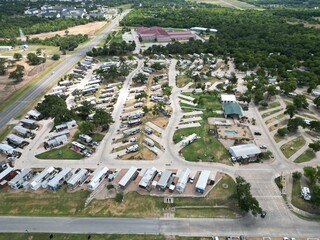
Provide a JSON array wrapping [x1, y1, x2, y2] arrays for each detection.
[[122, 7, 320, 90]]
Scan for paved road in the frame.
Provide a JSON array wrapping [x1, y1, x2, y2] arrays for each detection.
[[1, 216, 320, 237], [0, 11, 129, 130]]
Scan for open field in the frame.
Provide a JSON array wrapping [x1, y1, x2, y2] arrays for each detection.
[[193, 0, 256, 9], [291, 178, 320, 215], [280, 136, 306, 158], [26, 21, 108, 39], [176, 75, 194, 88], [35, 144, 84, 160], [294, 149, 315, 163], [0, 45, 60, 57], [0, 175, 239, 218]]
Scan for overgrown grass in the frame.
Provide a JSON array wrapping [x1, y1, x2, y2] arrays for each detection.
[[0, 124, 14, 142], [175, 207, 236, 218], [280, 136, 306, 158], [273, 133, 284, 143], [0, 175, 239, 218], [261, 108, 283, 118], [176, 74, 193, 88], [268, 119, 288, 132], [35, 144, 84, 160], [291, 178, 320, 214], [294, 149, 315, 163]]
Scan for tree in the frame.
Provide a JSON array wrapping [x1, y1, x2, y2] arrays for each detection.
[[277, 127, 288, 137], [78, 121, 95, 135], [0, 58, 6, 75], [236, 176, 262, 216], [292, 171, 302, 181], [303, 166, 318, 186], [9, 64, 24, 82], [75, 101, 95, 120], [293, 94, 308, 109], [314, 96, 320, 108], [132, 73, 147, 84], [266, 85, 278, 99], [115, 192, 124, 203], [230, 72, 238, 84], [309, 142, 320, 152], [287, 117, 303, 133], [284, 104, 297, 118], [51, 54, 60, 61], [13, 53, 22, 61], [279, 78, 297, 94], [27, 53, 45, 65], [93, 109, 114, 130]]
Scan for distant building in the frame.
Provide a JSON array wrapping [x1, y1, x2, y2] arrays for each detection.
[[220, 94, 237, 103], [136, 26, 196, 43], [223, 102, 242, 119], [190, 27, 218, 33], [229, 143, 261, 163]]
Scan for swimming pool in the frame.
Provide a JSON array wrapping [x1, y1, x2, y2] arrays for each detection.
[[224, 130, 239, 134]]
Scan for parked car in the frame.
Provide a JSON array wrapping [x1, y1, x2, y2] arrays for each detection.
[[260, 145, 267, 149], [261, 211, 267, 218], [226, 237, 232, 240], [212, 237, 219, 240], [122, 139, 129, 143], [239, 236, 246, 240], [254, 131, 262, 136]]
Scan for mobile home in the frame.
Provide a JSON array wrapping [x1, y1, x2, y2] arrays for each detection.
[[139, 167, 157, 189], [29, 166, 55, 190], [47, 167, 72, 191], [88, 166, 108, 191], [156, 170, 172, 192], [67, 168, 88, 190], [195, 170, 211, 194], [118, 166, 138, 189], [9, 168, 33, 189], [176, 168, 191, 193]]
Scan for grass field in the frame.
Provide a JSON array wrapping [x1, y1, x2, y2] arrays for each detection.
[[268, 119, 288, 132], [261, 108, 283, 119], [0, 45, 60, 57], [280, 136, 306, 158], [294, 149, 315, 163], [258, 102, 281, 111], [0, 124, 14, 142], [291, 178, 320, 215], [273, 133, 284, 143], [193, 0, 256, 9], [176, 74, 193, 88], [0, 175, 239, 218], [35, 144, 84, 160]]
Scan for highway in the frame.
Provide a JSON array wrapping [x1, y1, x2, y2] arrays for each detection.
[[0, 11, 129, 130]]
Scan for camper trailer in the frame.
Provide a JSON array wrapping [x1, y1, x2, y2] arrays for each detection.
[[182, 133, 198, 146], [126, 144, 139, 153], [88, 166, 108, 191], [123, 127, 141, 136]]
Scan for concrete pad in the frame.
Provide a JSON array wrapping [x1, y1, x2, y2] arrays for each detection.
[[177, 122, 201, 129], [179, 99, 197, 106]]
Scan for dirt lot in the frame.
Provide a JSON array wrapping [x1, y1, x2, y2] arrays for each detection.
[[27, 21, 108, 39], [0, 59, 55, 104]]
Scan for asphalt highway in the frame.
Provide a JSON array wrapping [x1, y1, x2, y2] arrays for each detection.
[[0, 11, 128, 130]]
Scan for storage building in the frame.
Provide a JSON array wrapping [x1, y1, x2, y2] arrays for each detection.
[[88, 166, 108, 191], [139, 167, 157, 189], [47, 167, 72, 191], [176, 168, 191, 193], [118, 166, 138, 189], [67, 168, 88, 190], [229, 143, 261, 163], [195, 170, 211, 194], [29, 166, 55, 190], [8, 168, 33, 189]]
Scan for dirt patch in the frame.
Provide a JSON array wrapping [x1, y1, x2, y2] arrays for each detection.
[[121, 147, 155, 160], [0, 59, 55, 103], [27, 21, 108, 40], [288, 21, 320, 29], [151, 116, 169, 129]]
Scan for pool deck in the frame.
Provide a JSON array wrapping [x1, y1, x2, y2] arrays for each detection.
[[216, 125, 252, 140]]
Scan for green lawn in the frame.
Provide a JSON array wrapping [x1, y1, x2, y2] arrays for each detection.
[[294, 149, 316, 163], [261, 108, 283, 118], [280, 136, 306, 158], [291, 178, 320, 215], [35, 144, 84, 160], [175, 207, 237, 218], [0, 45, 60, 57], [268, 119, 288, 132], [0, 175, 239, 218], [273, 133, 284, 143], [258, 102, 281, 111], [183, 92, 222, 111], [176, 74, 194, 88], [0, 124, 14, 142]]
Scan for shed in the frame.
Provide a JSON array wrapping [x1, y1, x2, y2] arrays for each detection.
[[29, 166, 55, 190], [195, 170, 211, 194], [223, 102, 242, 119], [229, 143, 261, 163], [88, 166, 108, 190], [118, 166, 138, 189], [67, 168, 88, 190], [156, 170, 172, 192], [176, 167, 191, 193], [47, 167, 72, 191], [139, 167, 157, 189], [8, 168, 32, 189]]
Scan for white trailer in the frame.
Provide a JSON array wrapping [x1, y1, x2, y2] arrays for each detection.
[[195, 170, 211, 194], [127, 111, 144, 120], [67, 168, 88, 190], [9, 168, 33, 189], [47, 167, 72, 191], [151, 85, 161, 91], [139, 167, 157, 189], [48, 129, 70, 140], [52, 86, 66, 93], [134, 102, 144, 108], [118, 166, 138, 189], [176, 168, 191, 193], [126, 144, 139, 153], [143, 138, 155, 147], [88, 166, 108, 191], [0, 143, 18, 156], [14, 125, 33, 138], [123, 127, 140, 136], [182, 133, 198, 146], [29, 166, 55, 190]]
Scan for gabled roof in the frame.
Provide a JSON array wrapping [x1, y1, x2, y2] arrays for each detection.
[[223, 102, 242, 116], [229, 143, 261, 158]]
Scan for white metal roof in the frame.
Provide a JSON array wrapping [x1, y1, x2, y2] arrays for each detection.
[[14, 125, 31, 135], [220, 94, 236, 102], [28, 109, 41, 118], [67, 168, 88, 185], [229, 143, 261, 159], [30, 166, 55, 186], [176, 168, 191, 192], [195, 170, 211, 191], [157, 170, 172, 188], [48, 167, 72, 188], [20, 118, 35, 125], [139, 167, 157, 188], [7, 134, 25, 145], [46, 134, 68, 146], [9, 168, 32, 186], [118, 166, 138, 187], [88, 166, 108, 190], [0, 166, 13, 180], [48, 130, 70, 140], [0, 143, 15, 155]]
